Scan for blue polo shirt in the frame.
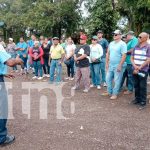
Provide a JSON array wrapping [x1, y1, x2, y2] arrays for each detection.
[[28, 40, 34, 48], [0, 51, 11, 75], [16, 42, 27, 56], [108, 40, 127, 67]]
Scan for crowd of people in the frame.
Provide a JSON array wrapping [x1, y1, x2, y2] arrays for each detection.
[[0, 29, 150, 146]]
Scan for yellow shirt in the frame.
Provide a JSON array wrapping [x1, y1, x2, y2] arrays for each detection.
[[50, 44, 65, 59]]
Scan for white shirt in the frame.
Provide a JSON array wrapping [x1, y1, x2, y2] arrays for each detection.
[[65, 44, 76, 57]]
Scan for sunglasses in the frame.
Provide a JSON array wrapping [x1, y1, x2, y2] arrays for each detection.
[[92, 39, 97, 41], [53, 39, 59, 40], [113, 34, 119, 36], [138, 36, 142, 39], [80, 38, 85, 40]]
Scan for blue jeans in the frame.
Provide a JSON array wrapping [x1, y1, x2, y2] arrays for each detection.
[[10, 53, 17, 70], [0, 76, 8, 144], [50, 59, 62, 83], [20, 55, 27, 69], [100, 58, 106, 84], [106, 65, 125, 95], [90, 63, 100, 86], [120, 64, 134, 92], [33, 61, 43, 77]]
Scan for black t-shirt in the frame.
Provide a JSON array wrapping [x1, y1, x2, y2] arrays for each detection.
[[75, 44, 90, 68], [41, 44, 51, 58]]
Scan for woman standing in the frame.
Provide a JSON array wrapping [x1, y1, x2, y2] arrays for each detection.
[[41, 38, 51, 77], [6, 38, 17, 72], [64, 37, 76, 80], [29, 41, 44, 80], [90, 36, 103, 89]]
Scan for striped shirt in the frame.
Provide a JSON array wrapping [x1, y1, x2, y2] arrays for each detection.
[[132, 44, 150, 72]]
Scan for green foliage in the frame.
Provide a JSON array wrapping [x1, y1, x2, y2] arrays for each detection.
[[85, 0, 119, 38], [0, 0, 81, 39]]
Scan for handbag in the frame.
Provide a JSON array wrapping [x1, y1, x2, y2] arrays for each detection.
[[64, 57, 74, 65]]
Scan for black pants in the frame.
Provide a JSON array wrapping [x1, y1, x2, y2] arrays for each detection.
[[43, 57, 50, 74], [133, 73, 148, 104]]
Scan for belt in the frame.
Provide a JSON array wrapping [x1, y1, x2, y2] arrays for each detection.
[[52, 58, 61, 60]]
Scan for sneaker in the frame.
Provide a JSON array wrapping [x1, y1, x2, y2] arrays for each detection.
[[110, 95, 117, 100], [103, 82, 107, 87], [130, 99, 140, 105], [90, 84, 96, 88], [38, 77, 43, 80], [101, 92, 110, 96], [46, 74, 50, 78], [83, 89, 89, 93], [32, 76, 38, 79], [43, 74, 47, 78], [69, 77, 74, 81], [124, 90, 133, 95], [0, 135, 15, 146], [65, 77, 69, 80], [71, 86, 79, 90], [97, 85, 101, 90]]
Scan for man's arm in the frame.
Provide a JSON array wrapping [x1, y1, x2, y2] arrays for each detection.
[[106, 49, 110, 71], [117, 54, 126, 72]]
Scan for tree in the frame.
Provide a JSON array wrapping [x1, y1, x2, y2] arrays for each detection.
[[85, 0, 119, 38]]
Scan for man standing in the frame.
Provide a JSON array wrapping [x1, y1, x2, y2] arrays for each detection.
[[131, 32, 150, 109], [102, 30, 127, 99], [0, 45, 23, 146], [72, 34, 90, 93], [97, 30, 109, 87], [49, 37, 65, 85], [121, 31, 138, 94]]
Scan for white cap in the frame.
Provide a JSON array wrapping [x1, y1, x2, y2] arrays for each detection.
[[9, 38, 13, 41], [113, 30, 122, 35]]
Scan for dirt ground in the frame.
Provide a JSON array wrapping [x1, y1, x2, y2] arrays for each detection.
[[1, 69, 150, 150]]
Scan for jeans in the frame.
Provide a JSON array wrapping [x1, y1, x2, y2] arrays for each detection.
[[20, 55, 27, 69], [90, 63, 100, 86], [120, 64, 134, 92], [100, 58, 106, 84], [0, 76, 8, 144], [133, 72, 148, 104], [33, 61, 43, 77], [75, 67, 90, 90], [43, 57, 50, 74], [106, 65, 125, 95], [50, 59, 62, 83], [66, 59, 74, 78], [10, 53, 17, 70]]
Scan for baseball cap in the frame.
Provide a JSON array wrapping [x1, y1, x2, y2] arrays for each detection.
[[97, 30, 103, 34], [80, 34, 87, 40], [126, 31, 135, 35], [9, 38, 13, 41], [53, 37, 59, 40], [113, 30, 122, 35], [92, 35, 98, 40], [34, 41, 39, 45]]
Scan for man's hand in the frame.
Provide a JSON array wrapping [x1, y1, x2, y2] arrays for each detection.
[[117, 65, 122, 72], [92, 58, 96, 62], [74, 56, 78, 62], [5, 74, 15, 79], [133, 70, 139, 75], [133, 64, 140, 71]]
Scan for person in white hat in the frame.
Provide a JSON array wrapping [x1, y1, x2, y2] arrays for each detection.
[[102, 30, 127, 99]]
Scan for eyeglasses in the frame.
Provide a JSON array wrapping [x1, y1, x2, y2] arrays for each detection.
[[53, 39, 59, 41], [113, 34, 119, 36]]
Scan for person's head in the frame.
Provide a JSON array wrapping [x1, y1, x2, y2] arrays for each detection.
[[126, 31, 135, 41], [80, 35, 87, 45], [8, 38, 13, 44], [31, 34, 36, 41], [97, 30, 103, 39], [52, 37, 59, 45], [138, 32, 148, 44], [122, 35, 127, 43], [20, 37, 24, 43], [66, 37, 73, 45], [113, 30, 122, 41], [79, 29, 85, 36], [44, 37, 49, 44], [91, 36, 98, 44], [34, 41, 40, 47]]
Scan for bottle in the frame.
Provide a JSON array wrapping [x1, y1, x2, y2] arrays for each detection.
[[138, 72, 145, 77]]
